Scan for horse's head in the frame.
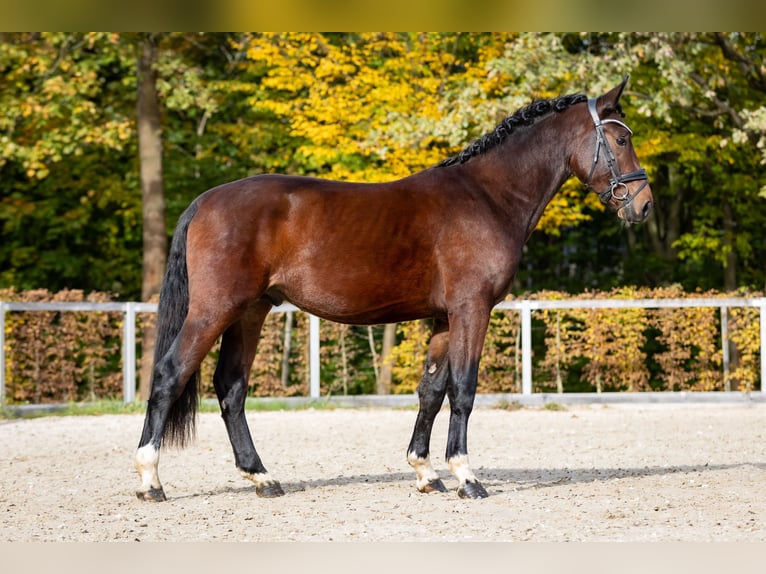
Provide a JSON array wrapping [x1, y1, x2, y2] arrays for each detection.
[[571, 76, 653, 224]]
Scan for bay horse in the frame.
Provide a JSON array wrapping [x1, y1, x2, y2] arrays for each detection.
[[135, 77, 652, 501]]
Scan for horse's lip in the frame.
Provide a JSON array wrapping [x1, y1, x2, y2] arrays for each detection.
[[617, 205, 651, 224], [617, 206, 638, 224]]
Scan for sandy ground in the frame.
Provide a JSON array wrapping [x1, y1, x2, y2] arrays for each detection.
[[2, 403, 766, 542]]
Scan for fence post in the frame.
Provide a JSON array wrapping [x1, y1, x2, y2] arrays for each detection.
[[760, 298, 766, 394], [521, 301, 532, 395], [309, 314, 320, 399], [721, 306, 730, 392], [0, 301, 6, 406], [123, 302, 137, 403]]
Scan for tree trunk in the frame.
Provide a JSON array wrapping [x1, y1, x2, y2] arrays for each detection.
[[377, 323, 397, 395], [137, 34, 167, 401], [722, 198, 737, 292], [555, 314, 563, 394], [646, 163, 681, 261], [339, 326, 349, 396], [722, 197, 740, 390], [367, 326, 380, 383], [664, 167, 682, 260]]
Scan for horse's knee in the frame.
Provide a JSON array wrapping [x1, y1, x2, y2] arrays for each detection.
[[418, 363, 449, 404], [447, 379, 477, 416]]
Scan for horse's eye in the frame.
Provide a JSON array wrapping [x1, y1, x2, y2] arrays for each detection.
[[616, 136, 628, 146]]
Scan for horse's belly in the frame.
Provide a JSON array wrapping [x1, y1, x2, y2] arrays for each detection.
[[272, 268, 439, 325]]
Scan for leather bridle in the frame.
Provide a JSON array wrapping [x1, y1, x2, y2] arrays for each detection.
[[584, 97, 649, 210]]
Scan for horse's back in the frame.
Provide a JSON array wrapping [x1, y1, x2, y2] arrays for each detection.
[[184, 173, 458, 323]]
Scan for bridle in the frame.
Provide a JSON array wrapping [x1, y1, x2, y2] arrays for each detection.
[[584, 97, 649, 210]]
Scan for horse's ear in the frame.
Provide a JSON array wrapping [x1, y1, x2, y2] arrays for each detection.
[[598, 75, 630, 113]]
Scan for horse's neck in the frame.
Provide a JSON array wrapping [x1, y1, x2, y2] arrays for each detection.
[[465, 125, 575, 239]]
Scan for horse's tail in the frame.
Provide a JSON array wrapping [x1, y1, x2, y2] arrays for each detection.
[[152, 201, 200, 448]]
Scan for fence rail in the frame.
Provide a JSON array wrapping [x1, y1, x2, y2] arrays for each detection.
[[1, 297, 764, 406]]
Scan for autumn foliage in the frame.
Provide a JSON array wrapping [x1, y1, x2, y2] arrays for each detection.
[[1, 287, 762, 404], [1, 288, 122, 403]]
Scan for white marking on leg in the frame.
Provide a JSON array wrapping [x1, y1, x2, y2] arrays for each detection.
[[448, 454, 477, 487], [240, 469, 276, 488], [428, 363, 437, 374], [407, 451, 440, 491], [135, 444, 162, 492]]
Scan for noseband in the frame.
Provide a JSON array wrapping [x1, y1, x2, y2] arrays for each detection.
[[584, 98, 649, 209]]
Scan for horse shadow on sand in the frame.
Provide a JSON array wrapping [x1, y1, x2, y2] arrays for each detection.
[[173, 461, 766, 500]]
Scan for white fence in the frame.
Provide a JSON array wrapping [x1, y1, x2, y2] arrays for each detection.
[[495, 296, 766, 397], [1, 297, 764, 406]]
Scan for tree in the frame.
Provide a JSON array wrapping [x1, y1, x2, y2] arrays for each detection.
[[627, 33, 765, 292], [474, 33, 765, 293], [377, 323, 397, 395], [137, 34, 166, 303], [136, 33, 167, 400], [0, 33, 140, 295], [2, 34, 764, 402]]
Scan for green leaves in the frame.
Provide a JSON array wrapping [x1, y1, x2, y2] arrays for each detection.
[[1, 33, 764, 299]]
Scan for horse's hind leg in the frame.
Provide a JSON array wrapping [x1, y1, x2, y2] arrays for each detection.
[[135, 308, 237, 501], [214, 300, 284, 497], [407, 318, 450, 493]]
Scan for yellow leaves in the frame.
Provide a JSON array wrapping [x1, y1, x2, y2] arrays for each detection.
[[727, 307, 761, 392], [243, 33, 640, 228], [1, 33, 136, 184], [557, 287, 652, 392], [531, 287, 764, 393], [247, 33, 324, 94], [26, 167, 48, 180], [651, 286, 723, 391], [389, 320, 431, 394], [260, 68, 311, 94], [536, 179, 601, 235], [634, 135, 664, 159], [2, 288, 124, 404], [244, 33, 487, 182], [386, 288, 765, 395], [480, 310, 521, 393]]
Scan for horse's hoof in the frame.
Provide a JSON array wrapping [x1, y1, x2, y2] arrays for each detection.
[[136, 487, 167, 502], [420, 478, 448, 494], [457, 480, 489, 499], [256, 481, 285, 498]]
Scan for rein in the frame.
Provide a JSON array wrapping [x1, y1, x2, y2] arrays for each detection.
[[584, 97, 649, 209]]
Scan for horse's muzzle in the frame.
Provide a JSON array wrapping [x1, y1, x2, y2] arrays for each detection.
[[618, 191, 653, 224]]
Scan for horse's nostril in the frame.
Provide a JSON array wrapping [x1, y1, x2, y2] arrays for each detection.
[[642, 200, 653, 219]]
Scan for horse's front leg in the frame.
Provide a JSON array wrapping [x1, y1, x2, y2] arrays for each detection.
[[444, 304, 491, 499], [407, 318, 450, 494]]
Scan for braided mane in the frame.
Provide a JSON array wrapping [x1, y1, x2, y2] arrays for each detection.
[[437, 93, 588, 167]]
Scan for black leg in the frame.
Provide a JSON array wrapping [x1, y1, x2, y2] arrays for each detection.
[[135, 312, 229, 502], [214, 303, 284, 497], [407, 319, 450, 493], [444, 305, 491, 499]]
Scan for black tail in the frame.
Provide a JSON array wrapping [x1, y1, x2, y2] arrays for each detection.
[[152, 201, 200, 448]]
